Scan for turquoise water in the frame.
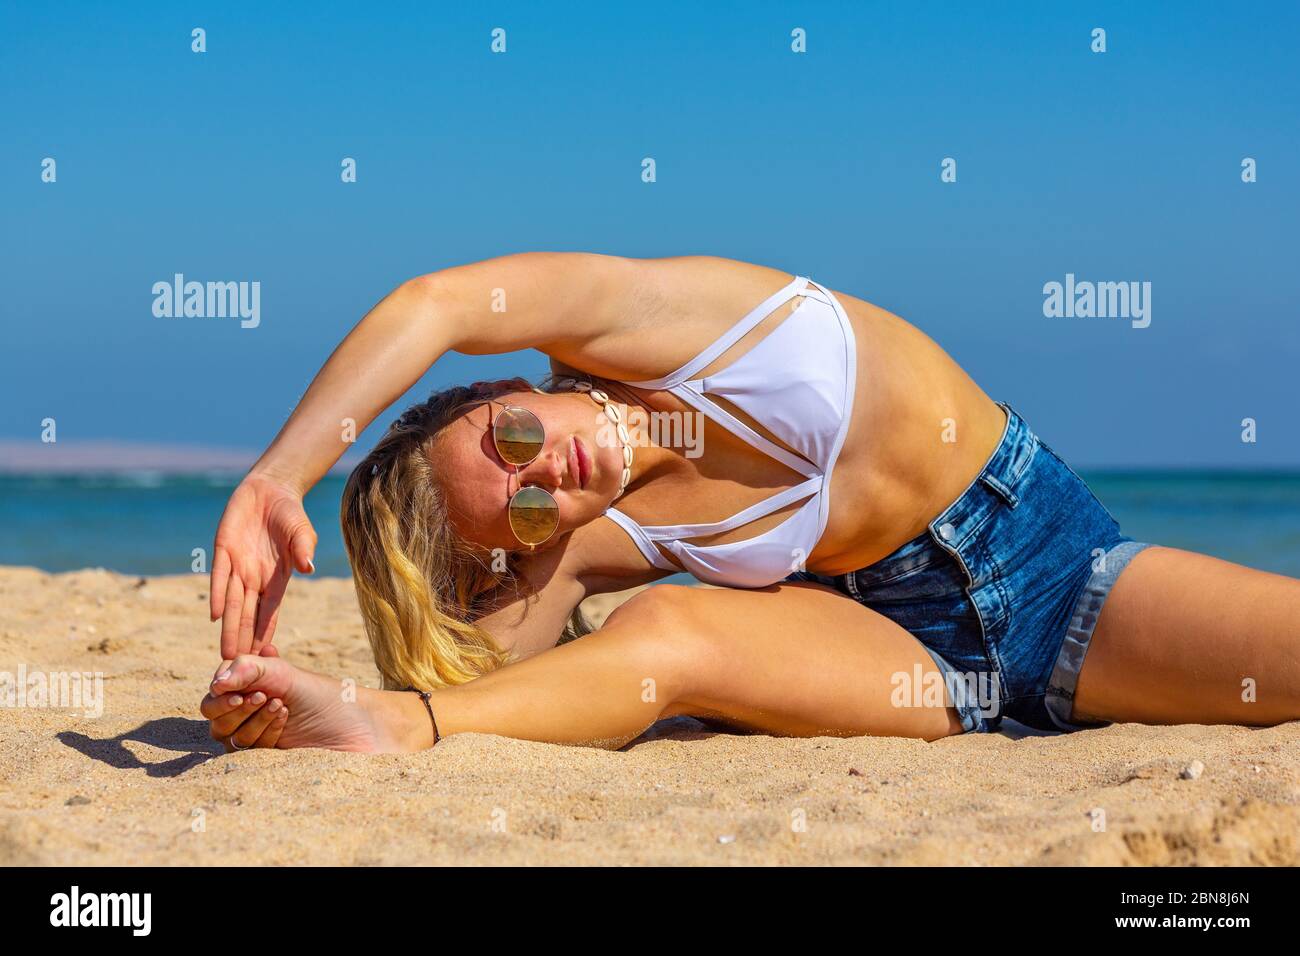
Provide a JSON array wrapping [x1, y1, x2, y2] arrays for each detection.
[[0, 472, 1297, 578]]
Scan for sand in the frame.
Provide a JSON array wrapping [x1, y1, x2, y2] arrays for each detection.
[[0, 565, 1296, 866]]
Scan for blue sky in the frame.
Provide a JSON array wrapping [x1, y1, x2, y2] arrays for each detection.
[[3, 1, 1298, 467]]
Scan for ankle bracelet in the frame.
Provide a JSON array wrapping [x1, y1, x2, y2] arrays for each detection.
[[408, 688, 441, 747]]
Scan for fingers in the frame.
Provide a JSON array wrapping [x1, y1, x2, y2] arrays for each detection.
[[251, 600, 280, 654], [251, 700, 290, 749], [259, 642, 280, 658], [229, 697, 287, 750], [207, 689, 268, 739], [291, 525, 317, 575], [210, 547, 231, 622], [203, 654, 288, 751], [238, 581, 259, 657], [252, 568, 289, 651], [220, 575, 260, 659], [220, 575, 243, 659], [199, 691, 245, 721]]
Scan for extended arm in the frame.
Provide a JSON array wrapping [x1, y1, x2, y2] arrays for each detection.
[[247, 252, 650, 495], [212, 252, 656, 655]]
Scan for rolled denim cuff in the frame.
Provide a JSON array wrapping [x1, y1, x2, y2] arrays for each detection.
[[1044, 541, 1154, 731], [920, 646, 989, 733]]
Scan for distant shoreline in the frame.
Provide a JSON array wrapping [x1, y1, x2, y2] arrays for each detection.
[[0, 441, 362, 475]]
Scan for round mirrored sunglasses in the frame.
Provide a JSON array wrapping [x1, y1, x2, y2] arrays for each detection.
[[491, 404, 560, 548]]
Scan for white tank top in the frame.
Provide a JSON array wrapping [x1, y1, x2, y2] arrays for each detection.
[[603, 275, 858, 587]]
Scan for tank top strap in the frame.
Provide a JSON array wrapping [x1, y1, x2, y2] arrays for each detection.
[[622, 275, 808, 390], [602, 506, 680, 571]]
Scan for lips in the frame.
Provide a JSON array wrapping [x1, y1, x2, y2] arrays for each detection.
[[573, 436, 592, 489]]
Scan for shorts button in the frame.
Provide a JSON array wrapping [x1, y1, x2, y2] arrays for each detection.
[[938, 522, 956, 541]]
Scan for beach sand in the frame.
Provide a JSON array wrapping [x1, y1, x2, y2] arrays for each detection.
[[0, 566, 1296, 866]]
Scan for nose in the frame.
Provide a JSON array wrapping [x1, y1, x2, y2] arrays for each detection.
[[516, 445, 565, 492]]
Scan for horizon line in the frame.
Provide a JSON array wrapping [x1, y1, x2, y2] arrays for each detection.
[[0, 439, 363, 475]]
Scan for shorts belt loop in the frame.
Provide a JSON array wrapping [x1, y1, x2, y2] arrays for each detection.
[[979, 473, 1019, 508], [843, 570, 863, 600]]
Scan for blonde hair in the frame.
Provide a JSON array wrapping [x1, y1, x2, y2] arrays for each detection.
[[340, 376, 590, 691]]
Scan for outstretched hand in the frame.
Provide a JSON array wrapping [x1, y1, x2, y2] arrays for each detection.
[[210, 473, 317, 659]]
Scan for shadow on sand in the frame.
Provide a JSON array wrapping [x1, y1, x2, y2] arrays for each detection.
[[625, 715, 740, 749], [58, 717, 223, 777]]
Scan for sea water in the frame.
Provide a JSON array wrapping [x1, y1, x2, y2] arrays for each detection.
[[0, 472, 1297, 579]]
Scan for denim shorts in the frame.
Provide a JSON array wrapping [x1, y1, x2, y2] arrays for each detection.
[[789, 403, 1152, 733]]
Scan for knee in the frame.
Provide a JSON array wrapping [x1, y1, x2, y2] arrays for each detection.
[[601, 584, 715, 700], [604, 583, 697, 630], [604, 585, 711, 658]]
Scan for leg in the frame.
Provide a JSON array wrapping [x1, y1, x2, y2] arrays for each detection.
[[432, 582, 963, 746], [1073, 546, 1300, 725], [204, 581, 963, 752], [642, 583, 966, 740]]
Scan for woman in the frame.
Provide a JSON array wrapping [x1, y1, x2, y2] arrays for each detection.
[[200, 253, 1300, 752]]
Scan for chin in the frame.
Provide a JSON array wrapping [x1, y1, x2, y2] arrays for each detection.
[[597, 446, 624, 493]]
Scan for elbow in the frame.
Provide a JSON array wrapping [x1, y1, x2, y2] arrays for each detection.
[[387, 273, 455, 326], [396, 272, 446, 303]]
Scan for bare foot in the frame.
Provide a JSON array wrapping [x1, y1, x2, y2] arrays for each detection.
[[206, 655, 431, 753]]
